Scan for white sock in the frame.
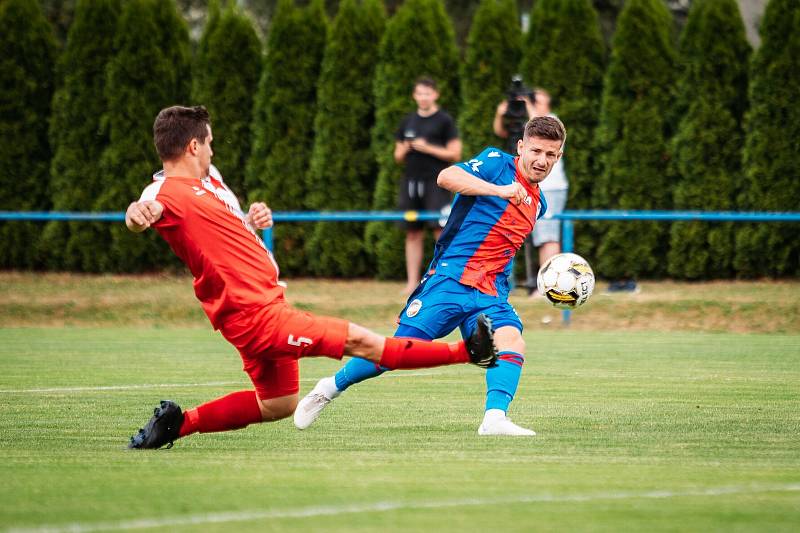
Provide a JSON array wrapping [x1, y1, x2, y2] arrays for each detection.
[[483, 408, 506, 423], [317, 376, 341, 399]]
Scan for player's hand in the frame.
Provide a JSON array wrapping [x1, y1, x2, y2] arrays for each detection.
[[496, 100, 508, 116], [247, 202, 273, 229], [125, 200, 163, 232], [496, 182, 527, 205]]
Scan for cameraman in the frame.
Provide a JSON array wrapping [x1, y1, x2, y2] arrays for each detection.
[[494, 86, 569, 296]]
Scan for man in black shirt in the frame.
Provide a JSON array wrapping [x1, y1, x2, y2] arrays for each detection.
[[394, 77, 462, 294]]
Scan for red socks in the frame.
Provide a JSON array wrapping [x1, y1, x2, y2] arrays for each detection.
[[179, 390, 263, 437], [379, 337, 469, 369]]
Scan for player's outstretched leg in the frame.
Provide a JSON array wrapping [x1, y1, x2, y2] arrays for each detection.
[[294, 316, 497, 430], [128, 400, 184, 449], [128, 390, 266, 449]]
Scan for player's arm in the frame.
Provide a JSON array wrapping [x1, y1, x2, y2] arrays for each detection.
[[394, 140, 411, 164], [493, 101, 509, 138], [246, 202, 273, 229], [409, 138, 462, 162], [437, 166, 527, 205], [125, 200, 164, 233]]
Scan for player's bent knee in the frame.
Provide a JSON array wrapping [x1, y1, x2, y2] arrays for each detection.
[[257, 394, 298, 421], [345, 323, 383, 362], [495, 326, 525, 355]]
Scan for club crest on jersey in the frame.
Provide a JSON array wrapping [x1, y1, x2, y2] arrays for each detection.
[[524, 195, 532, 205], [406, 299, 423, 318]]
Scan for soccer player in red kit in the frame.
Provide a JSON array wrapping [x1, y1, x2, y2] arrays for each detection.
[[124, 106, 497, 449]]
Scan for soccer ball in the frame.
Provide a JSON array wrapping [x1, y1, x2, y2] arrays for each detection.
[[536, 253, 595, 309]]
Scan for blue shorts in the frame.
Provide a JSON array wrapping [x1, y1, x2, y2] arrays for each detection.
[[398, 274, 523, 340]]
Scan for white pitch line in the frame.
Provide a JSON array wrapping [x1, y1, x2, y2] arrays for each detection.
[[0, 372, 445, 394], [7, 483, 800, 533], [0, 382, 243, 394]]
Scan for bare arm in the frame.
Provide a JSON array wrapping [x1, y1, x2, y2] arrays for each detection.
[[125, 200, 164, 232], [409, 138, 462, 163], [437, 166, 527, 205], [493, 101, 509, 138], [394, 140, 411, 164]]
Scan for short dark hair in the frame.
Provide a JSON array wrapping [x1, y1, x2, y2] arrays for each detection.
[[153, 105, 211, 162], [414, 76, 438, 91], [524, 115, 566, 145]]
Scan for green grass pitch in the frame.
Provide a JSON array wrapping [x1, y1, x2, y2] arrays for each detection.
[[1, 327, 799, 531]]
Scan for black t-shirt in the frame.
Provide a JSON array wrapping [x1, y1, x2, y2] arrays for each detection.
[[395, 110, 459, 180]]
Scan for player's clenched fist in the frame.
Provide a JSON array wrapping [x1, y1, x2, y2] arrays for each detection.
[[247, 202, 273, 229], [496, 182, 527, 205], [125, 200, 163, 232]]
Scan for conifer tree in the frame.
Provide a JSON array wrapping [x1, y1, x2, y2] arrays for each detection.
[[520, 0, 605, 260], [366, 0, 460, 279], [192, 0, 261, 194], [95, 0, 191, 272], [459, 0, 521, 158], [735, 0, 800, 277], [40, 0, 120, 271], [246, 0, 327, 275], [592, 0, 677, 279], [0, 0, 57, 268], [305, 0, 385, 276], [668, 0, 750, 279]]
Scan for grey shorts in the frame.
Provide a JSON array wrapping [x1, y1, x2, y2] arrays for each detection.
[[532, 189, 567, 246]]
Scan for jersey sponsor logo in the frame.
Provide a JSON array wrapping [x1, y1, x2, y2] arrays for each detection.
[[468, 159, 483, 173], [488, 151, 501, 158], [192, 186, 206, 196], [288, 334, 313, 347], [406, 298, 423, 318]]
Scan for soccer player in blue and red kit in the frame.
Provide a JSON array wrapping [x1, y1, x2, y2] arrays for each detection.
[[123, 106, 498, 449], [295, 115, 566, 436]]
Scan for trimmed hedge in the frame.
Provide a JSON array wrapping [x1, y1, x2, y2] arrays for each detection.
[[95, 0, 191, 272], [192, 1, 261, 195], [245, 0, 327, 275], [305, 0, 385, 277], [40, 0, 120, 272], [735, 0, 800, 277], [0, 0, 57, 269], [593, 0, 677, 279], [668, 0, 750, 279], [459, 0, 521, 158]]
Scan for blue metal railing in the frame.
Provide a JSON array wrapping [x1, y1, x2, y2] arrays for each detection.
[[3, 209, 800, 325]]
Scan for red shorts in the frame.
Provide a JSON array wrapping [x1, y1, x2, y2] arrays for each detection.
[[219, 303, 349, 400]]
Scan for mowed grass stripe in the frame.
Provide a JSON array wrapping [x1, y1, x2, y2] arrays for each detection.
[[8, 484, 800, 533], [1, 328, 799, 531]]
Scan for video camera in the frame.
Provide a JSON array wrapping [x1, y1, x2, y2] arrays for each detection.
[[506, 74, 535, 119], [502, 75, 534, 151]]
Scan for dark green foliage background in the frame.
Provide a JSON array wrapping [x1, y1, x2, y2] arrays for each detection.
[[305, 0, 386, 277], [365, 0, 461, 279], [735, 0, 800, 277], [0, 0, 57, 269], [245, 0, 328, 275], [459, 0, 521, 158], [667, 0, 750, 279], [39, 0, 120, 272], [192, 0, 262, 195], [593, 0, 677, 279], [520, 0, 605, 265], [94, 0, 191, 272]]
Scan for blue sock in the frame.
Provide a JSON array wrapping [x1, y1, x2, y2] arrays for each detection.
[[333, 324, 433, 392], [485, 351, 524, 412]]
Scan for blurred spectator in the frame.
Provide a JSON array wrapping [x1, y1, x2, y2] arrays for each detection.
[[394, 77, 462, 294]]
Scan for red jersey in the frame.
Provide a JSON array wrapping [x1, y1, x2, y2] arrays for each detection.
[[139, 174, 284, 329]]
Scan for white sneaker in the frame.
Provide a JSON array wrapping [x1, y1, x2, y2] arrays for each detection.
[[478, 409, 536, 436], [293, 377, 340, 430]]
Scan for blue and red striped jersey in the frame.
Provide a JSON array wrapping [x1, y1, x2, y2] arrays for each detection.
[[426, 147, 548, 297]]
